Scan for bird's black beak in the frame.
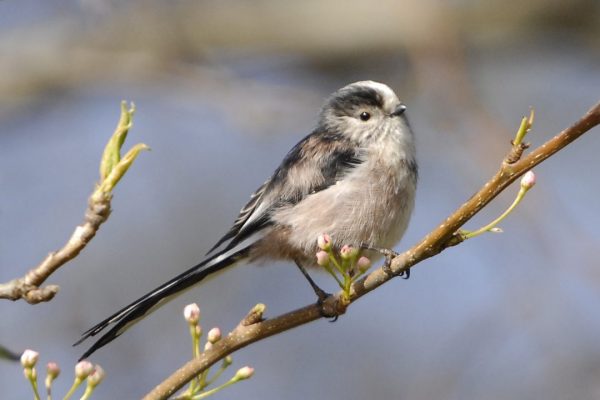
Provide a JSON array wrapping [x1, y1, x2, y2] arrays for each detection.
[[391, 104, 407, 117]]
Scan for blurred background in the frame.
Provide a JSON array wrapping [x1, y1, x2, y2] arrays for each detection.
[[1, 0, 599, 399]]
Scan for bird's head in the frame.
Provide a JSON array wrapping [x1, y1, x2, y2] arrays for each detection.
[[319, 80, 409, 144]]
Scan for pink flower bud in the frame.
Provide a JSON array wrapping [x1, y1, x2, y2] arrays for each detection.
[[75, 360, 94, 380], [356, 256, 371, 273], [46, 362, 61, 380], [340, 245, 358, 260], [520, 171, 536, 190], [207, 327, 221, 344], [235, 366, 255, 380], [316, 250, 330, 267], [87, 365, 105, 387], [183, 303, 200, 325], [20, 349, 39, 368], [317, 234, 332, 251], [204, 341, 213, 352]]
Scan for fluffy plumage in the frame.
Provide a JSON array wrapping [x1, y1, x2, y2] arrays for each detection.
[[75, 80, 417, 359]]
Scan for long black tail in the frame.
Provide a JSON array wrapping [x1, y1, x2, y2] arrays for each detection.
[[75, 246, 251, 360]]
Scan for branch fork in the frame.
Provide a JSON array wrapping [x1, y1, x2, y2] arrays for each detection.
[[0, 102, 148, 303]]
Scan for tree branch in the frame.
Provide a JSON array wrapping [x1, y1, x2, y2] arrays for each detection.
[[0, 102, 148, 304], [0, 194, 111, 304], [145, 101, 600, 400]]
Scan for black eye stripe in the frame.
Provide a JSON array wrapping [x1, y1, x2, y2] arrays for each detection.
[[326, 86, 385, 118]]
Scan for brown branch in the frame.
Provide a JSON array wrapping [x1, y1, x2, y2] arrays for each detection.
[[0, 191, 113, 304], [0, 101, 147, 304], [144, 102, 600, 400]]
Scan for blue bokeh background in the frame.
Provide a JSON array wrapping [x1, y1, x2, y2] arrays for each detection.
[[1, 1, 599, 399]]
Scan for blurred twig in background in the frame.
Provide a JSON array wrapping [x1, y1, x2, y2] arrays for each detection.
[[2, 0, 597, 129]]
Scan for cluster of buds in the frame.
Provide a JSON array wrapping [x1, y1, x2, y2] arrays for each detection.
[[181, 303, 254, 399], [20, 350, 104, 400], [316, 234, 373, 299], [65, 360, 105, 400]]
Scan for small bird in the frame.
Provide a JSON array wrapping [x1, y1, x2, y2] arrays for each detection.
[[75, 80, 417, 359]]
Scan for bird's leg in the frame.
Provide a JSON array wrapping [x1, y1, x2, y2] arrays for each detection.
[[294, 260, 330, 302], [294, 260, 338, 321], [360, 244, 409, 279]]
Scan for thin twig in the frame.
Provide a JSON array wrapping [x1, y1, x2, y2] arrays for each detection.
[[144, 101, 600, 400], [0, 102, 147, 304], [0, 191, 112, 304]]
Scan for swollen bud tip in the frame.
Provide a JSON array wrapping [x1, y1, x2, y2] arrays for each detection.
[[87, 365, 105, 387], [235, 366, 255, 380], [316, 250, 330, 267], [207, 327, 222, 344], [340, 245, 358, 260], [20, 349, 39, 368], [183, 303, 201, 325], [46, 362, 60, 380], [520, 171, 536, 190], [75, 360, 94, 380], [317, 234, 332, 251], [356, 256, 371, 273]]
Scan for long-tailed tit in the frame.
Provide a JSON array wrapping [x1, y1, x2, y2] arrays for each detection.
[[75, 80, 417, 359]]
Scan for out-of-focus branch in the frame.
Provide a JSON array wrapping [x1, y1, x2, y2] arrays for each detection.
[[0, 102, 148, 304], [145, 101, 600, 400]]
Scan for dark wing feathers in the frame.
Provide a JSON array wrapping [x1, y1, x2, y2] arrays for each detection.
[[206, 179, 271, 254], [77, 131, 362, 358], [208, 132, 363, 254], [317, 147, 362, 190]]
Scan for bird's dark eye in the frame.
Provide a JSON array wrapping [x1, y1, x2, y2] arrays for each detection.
[[359, 111, 371, 121]]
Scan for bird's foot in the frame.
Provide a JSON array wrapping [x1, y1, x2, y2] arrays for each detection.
[[361, 245, 409, 279], [316, 291, 340, 322], [316, 291, 350, 322]]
